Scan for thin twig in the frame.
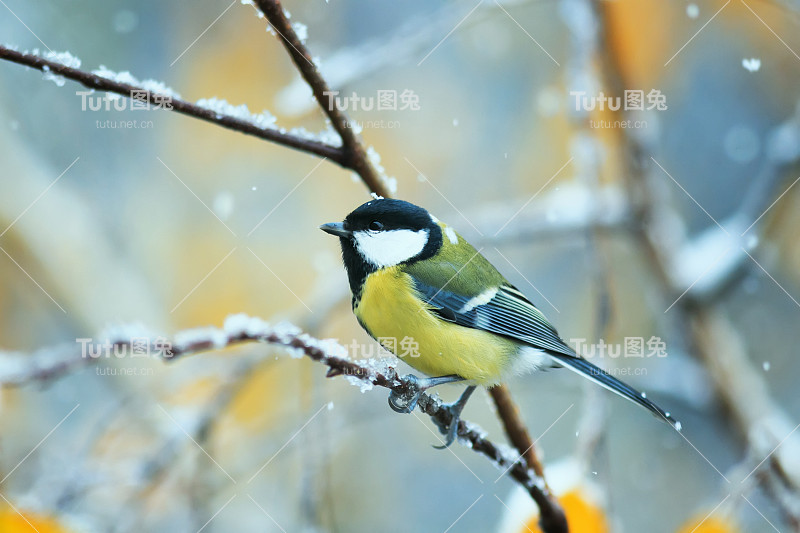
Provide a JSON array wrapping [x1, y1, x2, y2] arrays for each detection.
[[253, 0, 391, 198], [489, 386, 546, 479]]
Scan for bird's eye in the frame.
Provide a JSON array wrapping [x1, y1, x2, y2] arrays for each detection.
[[368, 221, 384, 231]]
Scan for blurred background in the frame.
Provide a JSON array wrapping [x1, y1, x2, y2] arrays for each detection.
[[1, 0, 800, 531]]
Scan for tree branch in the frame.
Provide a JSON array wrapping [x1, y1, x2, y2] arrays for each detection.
[[490, 385, 567, 532], [253, 0, 392, 198], [184, 321, 565, 532], [0, 314, 563, 529], [0, 46, 344, 163]]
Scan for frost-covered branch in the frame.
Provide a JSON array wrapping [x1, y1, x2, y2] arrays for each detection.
[[0, 314, 565, 532], [0, 45, 343, 162], [0, 344, 98, 388], [251, 0, 392, 198], [0, 0, 395, 196], [167, 315, 565, 531]]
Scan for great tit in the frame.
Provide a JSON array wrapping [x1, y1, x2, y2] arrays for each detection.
[[321, 198, 680, 447]]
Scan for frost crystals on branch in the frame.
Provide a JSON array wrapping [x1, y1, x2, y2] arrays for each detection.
[[0, 312, 558, 526]]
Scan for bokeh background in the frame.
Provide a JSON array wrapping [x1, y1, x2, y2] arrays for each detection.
[[1, 0, 800, 531]]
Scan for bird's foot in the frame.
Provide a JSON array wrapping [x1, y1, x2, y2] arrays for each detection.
[[433, 385, 477, 449], [388, 374, 423, 413], [388, 374, 465, 414]]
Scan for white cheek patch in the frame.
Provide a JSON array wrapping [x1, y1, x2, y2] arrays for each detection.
[[354, 229, 429, 268]]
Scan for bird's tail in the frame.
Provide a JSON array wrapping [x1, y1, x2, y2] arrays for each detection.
[[549, 353, 682, 431]]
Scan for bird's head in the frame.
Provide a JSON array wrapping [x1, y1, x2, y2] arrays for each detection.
[[320, 198, 443, 289]]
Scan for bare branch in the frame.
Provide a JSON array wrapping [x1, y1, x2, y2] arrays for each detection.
[[253, 0, 392, 198], [490, 385, 568, 533]]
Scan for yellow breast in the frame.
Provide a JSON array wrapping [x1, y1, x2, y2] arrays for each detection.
[[353, 266, 519, 384]]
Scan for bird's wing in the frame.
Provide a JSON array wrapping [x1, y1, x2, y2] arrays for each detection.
[[403, 255, 681, 430], [402, 245, 574, 355], [418, 280, 575, 356]]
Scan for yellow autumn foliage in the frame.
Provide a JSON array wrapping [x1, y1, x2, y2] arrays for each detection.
[[520, 489, 609, 533], [676, 515, 739, 533], [0, 507, 71, 533]]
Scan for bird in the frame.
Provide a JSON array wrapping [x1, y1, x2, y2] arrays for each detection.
[[320, 198, 680, 447]]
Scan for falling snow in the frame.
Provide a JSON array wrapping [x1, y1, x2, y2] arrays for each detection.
[[113, 10, 139, 33], [723, 125, 759, 164], [366, 146, 398, 195], [212, 191, 235, 220], [742, 58, 761, 72]]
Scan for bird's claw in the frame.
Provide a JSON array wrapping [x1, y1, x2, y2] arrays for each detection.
[[432, 406, 462, 449], [432, 385, 476, 450], [388, 376, 474, 449], [388, 374, 422, 413]]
